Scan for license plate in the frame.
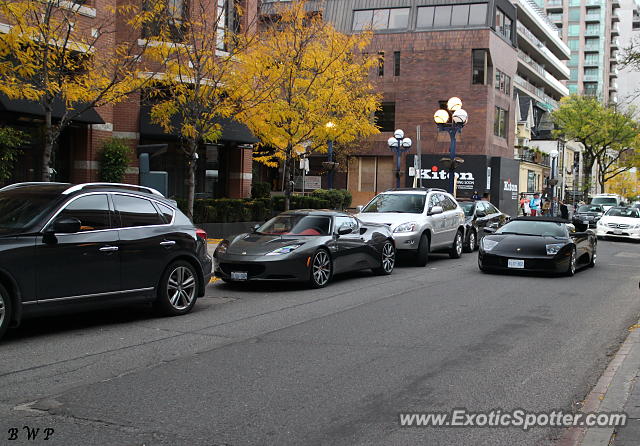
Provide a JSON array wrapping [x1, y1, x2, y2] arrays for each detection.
[[583, 220, 589, 225], [230, 271, 248, 281], [508, 259, 525, 269], [613, 230, 623, 235]]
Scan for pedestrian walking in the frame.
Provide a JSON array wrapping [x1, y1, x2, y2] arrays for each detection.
[[530, 193, 541, 216], [560, 200, 569, 220], [472, 190, 480, 200], [519, 193, 530, 216]]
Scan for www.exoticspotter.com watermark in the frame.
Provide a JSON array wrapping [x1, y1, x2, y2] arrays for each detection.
[[398, 409, 627, 431]]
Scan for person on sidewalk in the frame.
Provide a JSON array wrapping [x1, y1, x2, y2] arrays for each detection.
[[560, 200, 569, 220], [519, 194, 530, 216], [472, 190, 480, 200], [530, 193, 541, 217]]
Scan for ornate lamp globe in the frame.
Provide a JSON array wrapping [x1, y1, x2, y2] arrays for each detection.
[[452, 109, 468, 124], [388, 137, 399, 148], [434, 109, 449, 124], [393, 129, 404, 139], [447, 97, 463, 111]]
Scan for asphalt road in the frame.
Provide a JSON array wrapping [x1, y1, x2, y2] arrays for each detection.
[[1, 240, 639, 445]]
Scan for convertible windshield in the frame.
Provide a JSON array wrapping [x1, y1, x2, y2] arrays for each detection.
[[257, 215, 332, 236], [606, 208, 640, 218], [578, 205, 603, 213], [459, 201, 475, 217], [496, 220, 567, 238], [362, 194, 426, 214], [591, 197, 618, 206], [0, 191, 56, 229]]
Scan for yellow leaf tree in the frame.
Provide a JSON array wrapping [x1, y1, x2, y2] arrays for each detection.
[[605, 169, 640, 200], [0, 0, 167, 181], [231, 1, 380, 211], [148, 0, 263, 220]]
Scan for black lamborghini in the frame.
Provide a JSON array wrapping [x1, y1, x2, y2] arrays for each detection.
[[213, 210, 396, 288], [478, 217, 596, 276]]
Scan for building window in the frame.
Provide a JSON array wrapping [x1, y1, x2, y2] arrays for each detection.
[[568, 39, 579, 50], [495, 8, 512, 40], [568, 8, 581, 21], [393, 51, 400, 76], [570, 68, 578, 81], [527, 171, 537, 192], [495, 69, 511, 95], [374, 102, 395, 132], [494, 107, 508, 138], [378, 52, 384, 76], [472, 49, 488, 85], [584, 82, 599, 96], [568, 83, 578, 94], [352, 8, 410, 31], [568, 24, 580, 36], [216, 0, 228, 51], [416, 4, 487, 28]]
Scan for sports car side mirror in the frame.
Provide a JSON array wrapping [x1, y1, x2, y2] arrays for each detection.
[[253, 224, 260, 232], [337, 224, 353, 236], [483, 227, 496, 234], [428, 206, 443, 215]]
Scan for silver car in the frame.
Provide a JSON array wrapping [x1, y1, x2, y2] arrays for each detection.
[[355, 188, 466, 266]]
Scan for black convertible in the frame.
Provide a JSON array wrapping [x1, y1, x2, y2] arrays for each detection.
[[478, 217, 596, 276], [213, 210, 396, 287]]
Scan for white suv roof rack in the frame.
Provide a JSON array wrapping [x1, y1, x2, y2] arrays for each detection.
[[62, 183, 164, 197], [0, 182, 70, 192]]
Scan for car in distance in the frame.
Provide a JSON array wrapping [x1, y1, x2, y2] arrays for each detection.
[[596, 206, 640, 241], [355, 188, 466, 266], [478, 217, 596, 276], [457, 199, 509, 252], [213, 210, 395, 288], [590, 193, 625, 212], [0, 182, 212, 341], [572, 204, 605, 228]]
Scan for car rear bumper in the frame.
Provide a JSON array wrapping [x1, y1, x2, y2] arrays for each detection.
[[214, 253, 311, 281], [478, 251, 570, 274]]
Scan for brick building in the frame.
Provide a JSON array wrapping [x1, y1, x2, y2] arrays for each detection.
[[0, 0, 258, 200], [314, 0, 522, 213]]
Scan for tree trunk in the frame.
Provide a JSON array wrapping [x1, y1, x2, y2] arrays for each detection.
[[284, 145, 292, 211], [41, 108, 54, 181], [186, 139, 198, 222], [582, 154, 594, 199]]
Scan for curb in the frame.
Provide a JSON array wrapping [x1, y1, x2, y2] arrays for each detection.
[[557, 323, 640, 446]]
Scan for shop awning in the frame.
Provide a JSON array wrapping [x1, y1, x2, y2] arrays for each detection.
[[139, 104, 258, 144], [0, 95, 104, 124]]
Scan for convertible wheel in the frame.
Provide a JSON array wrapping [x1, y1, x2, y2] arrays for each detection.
[[155, 261, 199, 316], [566, 247, 577, 277], [310, 249, 332, 288], [415, 233, 430, 267], [449, 230, 463, 259], [373, 240, 395, 275], [589, 244, 597, 268], [463, 230, 476, 253], [0, 284, 12, 342]]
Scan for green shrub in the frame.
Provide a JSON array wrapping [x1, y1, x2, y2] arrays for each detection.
[[98, 138, 132, 183], [311, 189, 352, 209], [251, 182, 271, 199], [0, 127, 26, 181]]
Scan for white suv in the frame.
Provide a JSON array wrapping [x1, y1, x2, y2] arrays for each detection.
[[355, 188, 466, 266], [590, 194, 625, 212]]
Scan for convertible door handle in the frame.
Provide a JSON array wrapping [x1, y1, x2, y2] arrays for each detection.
[[99, 246, 119, 252], [160, 240, 176, 246]]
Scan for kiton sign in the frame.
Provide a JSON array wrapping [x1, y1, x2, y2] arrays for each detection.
[[408, 165, 476, 190], [503, 178, 519, 200]]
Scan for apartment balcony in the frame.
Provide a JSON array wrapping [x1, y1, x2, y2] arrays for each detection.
[[585, 12, 601, 22], [586, 0, 603, 5], [583, 74, 601, 82], [612, 0, 620, 6], [585, 27, 601, 36], [611, 37, 620, 48], [514, 75, 560, 110], [517, 22, 570, 80], [612, 9, 620, 22], [516, 1, 570, 60], [610, 81, 618, 91], [610, 93, 618, 103], [547, 0, 563, 11], [515, 146, 550, 167], [611, 24, 620, 36], [584, 58, 600, 67]]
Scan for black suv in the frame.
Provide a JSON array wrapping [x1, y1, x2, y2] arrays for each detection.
[[0, 182, 212, 340]]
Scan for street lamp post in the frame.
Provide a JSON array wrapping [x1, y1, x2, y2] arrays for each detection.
[[433, 97, 468, 195], [387, 129, 412, 188], [549, 149, 559, 216], [323, 121, 338, 190]]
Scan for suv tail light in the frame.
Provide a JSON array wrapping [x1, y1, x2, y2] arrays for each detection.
[[195, 228, 207, 240]]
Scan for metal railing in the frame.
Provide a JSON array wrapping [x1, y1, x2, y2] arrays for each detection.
[[518, 49, 546, 76]]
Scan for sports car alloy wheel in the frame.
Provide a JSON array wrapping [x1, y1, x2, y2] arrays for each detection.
[[167, 266, 197, 310], [311, 250, 332, 287], [374, 241, 395, 275]]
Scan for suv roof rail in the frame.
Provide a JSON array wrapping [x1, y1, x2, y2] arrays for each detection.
[[0, 182, 69, 192], [384, 187, 448, 193], [62, 183, 164, 197]]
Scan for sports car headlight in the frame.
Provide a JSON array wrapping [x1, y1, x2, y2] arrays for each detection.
[[546, 243, 565, 255], [266, 244, 303, 256], [633, 224, 640, 229], [394, 222, 418, 233], [482, 239, 499, 251], [214, 240, 229, 256]]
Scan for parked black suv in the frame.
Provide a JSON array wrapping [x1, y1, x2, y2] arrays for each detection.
[[0, 182, 212, 341]]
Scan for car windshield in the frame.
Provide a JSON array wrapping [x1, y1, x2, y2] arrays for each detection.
[[591, 197, 618, 205], [606, 208, 640, 218], [362, 194, 426, 214], [256, 215, 332, 236], [459, 201, 475, 216], [0, 191, 55, 229], [496, 220, 567, 238], [578, 205, 603, 213]]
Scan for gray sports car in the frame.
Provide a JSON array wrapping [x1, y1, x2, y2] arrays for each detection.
[[213, 210, 396, 288]]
